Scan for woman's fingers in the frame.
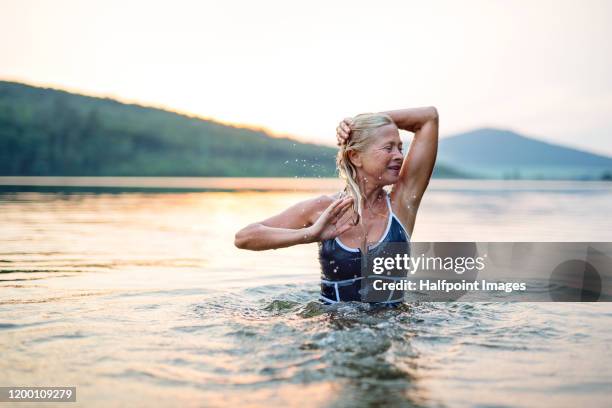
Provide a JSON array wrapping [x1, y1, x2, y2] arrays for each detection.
[[323, 197, 348, 219], [336, 204, 354, 223], [334, 211, 355, 235], [322, 197, 353, 228], [321, 197, 354, 238], [335, 222, 353, 236], [329, 199, 348, 218], [336, 197, 353, 216], [341, 120, 351, 132], [341, 118, 352, 139], [336, 128, 348, 145], [336, 118, 352, 146], [329, 198, 353, 222], [329, 197, 345, 210]]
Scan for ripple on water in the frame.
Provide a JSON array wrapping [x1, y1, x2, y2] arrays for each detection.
[[187, 283, 423, 395]]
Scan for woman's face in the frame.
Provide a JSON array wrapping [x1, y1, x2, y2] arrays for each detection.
[[353, 124, 404, 186]]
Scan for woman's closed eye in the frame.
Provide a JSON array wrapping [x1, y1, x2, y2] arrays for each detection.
[[382, 145, 402, 153]]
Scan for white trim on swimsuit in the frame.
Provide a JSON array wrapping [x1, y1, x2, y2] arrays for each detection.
[[334, 193, 410, 252]]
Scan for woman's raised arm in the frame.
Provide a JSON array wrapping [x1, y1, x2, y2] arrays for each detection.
[[385, 106, 439, 210], [335, 106, 438, 208]]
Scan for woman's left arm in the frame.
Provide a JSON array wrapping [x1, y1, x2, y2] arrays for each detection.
[[385, 106, 439, 211]]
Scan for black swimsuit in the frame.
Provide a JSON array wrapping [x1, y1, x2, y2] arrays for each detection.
[[318, 193, 411, 304]]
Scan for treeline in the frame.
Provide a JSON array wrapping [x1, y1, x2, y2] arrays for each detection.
[[0, 81, 464, 178]]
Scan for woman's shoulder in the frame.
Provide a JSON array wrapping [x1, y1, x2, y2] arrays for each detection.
[[308, 192, 340, 211], [301, 192, 342, 223]]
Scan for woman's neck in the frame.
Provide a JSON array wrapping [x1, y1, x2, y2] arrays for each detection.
[[357, 176, 386, 209]]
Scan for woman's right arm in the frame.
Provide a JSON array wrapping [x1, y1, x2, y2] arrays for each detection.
[[234, 195, 354, 251]]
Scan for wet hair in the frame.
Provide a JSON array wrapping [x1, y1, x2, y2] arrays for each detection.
[[336, 112, 395, 225]]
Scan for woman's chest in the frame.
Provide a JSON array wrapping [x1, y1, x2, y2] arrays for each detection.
[[336, 215, 391, 249]]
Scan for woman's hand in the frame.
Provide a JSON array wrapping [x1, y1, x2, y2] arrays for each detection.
[[336, 118, 353, 146], [307, 196, 355, 241]]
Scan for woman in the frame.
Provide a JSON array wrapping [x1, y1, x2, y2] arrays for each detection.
[[235, 107, 439, 305]]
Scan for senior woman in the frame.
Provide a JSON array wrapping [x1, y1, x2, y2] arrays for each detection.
[[235, 107, 438, 305]]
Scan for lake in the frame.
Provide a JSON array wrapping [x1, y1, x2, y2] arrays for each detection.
[[1, 178, 611, 407]]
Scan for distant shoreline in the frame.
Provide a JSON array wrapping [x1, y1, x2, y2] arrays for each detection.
[[0, 176, 610, 193]]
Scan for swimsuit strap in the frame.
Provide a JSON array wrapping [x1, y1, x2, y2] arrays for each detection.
[[386, 191, 412, 240]]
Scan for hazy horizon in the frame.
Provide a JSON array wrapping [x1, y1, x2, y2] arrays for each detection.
[[1, 0, 611, 154]]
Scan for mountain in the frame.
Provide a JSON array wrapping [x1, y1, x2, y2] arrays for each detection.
[[438, 128, 612, 180], [0, 80, 465, 178], [5, 81, 606, 180]]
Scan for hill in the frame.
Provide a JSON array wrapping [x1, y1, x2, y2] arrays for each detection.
[[0, 80, 466, 178], [439, 128, 612, 180], [0, 81, 338, 177]]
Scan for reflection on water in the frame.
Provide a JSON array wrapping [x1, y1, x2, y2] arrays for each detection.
[[1, 179, 611, 407]]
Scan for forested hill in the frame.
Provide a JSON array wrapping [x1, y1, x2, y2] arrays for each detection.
[[0, 81, 465, 178], [0, 81, 336, 177]]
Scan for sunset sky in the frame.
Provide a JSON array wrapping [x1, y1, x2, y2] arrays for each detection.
[[1, 0, 611, 154]]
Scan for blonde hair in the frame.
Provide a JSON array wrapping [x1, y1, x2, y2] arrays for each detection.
[[336, 112, 395, 225]]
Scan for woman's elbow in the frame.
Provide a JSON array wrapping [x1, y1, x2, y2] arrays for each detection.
[[234, 223, 260, 250], [429, 106, 439, 121], [234, 232, 246, 249], [234, 229, 249, 250]]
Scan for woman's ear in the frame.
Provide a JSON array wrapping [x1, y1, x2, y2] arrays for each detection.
[[348, 150, 362, 168]]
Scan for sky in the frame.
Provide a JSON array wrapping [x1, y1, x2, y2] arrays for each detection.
[[1, 0, 611, 154]]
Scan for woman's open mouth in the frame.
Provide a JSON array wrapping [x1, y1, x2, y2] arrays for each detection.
[[387, 164, 401, 173]]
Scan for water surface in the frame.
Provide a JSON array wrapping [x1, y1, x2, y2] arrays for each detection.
[[1, 179, 611, 407]]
